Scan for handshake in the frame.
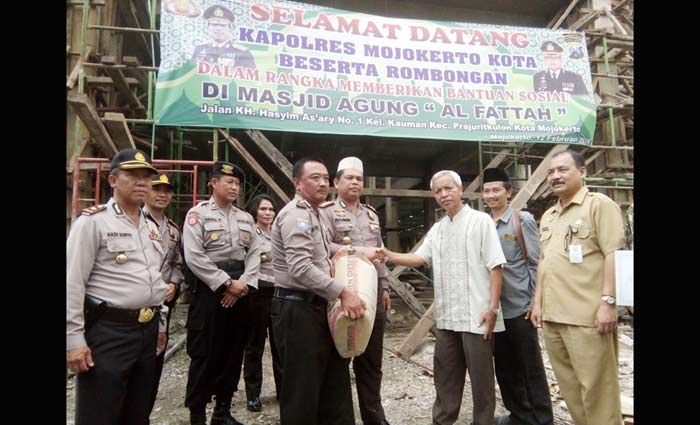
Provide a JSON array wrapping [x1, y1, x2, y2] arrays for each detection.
[[353, 246, 391, 265]]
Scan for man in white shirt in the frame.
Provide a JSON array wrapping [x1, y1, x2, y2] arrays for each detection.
[[382, 170, 506, 425]]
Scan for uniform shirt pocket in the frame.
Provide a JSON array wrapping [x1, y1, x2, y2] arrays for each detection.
[[203, 221, 227, 249], [237, 221, 254, 247]]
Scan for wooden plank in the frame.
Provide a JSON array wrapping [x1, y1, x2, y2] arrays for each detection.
[[244, 129, 293, 181], [219, 130, 291, 204], [102, 112, 136, 150], [511, 145, 570, 210], [132, 135, 158, 151], [67, 93, 118, 156], [122, 56, 149, 94], [463, 148, 511, 194], [85, 76, 140, 87], [118, 0, 152, 62], [66, 46, 92, 89], [101, 56, 145, 111], [569, 10, 601, 31], [604, 8, 629, 35], [386, 274, 428, 322], [397, 304, 435, 358], [550, 0, 584, 29]]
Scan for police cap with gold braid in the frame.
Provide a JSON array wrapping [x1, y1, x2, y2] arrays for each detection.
[[110, 148, 158, 174]]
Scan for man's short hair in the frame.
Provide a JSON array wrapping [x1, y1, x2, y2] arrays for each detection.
[[430, 170, 462, 191], [553, 150, 586, 168], [292, 157, 326, 179]]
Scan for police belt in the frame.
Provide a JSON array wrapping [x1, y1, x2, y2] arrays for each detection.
[[273, 287, 326, 306], [215, 259, 245, 278], [99, 305, 161, 324]]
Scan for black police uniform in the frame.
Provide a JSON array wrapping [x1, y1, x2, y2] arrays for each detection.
[[182, 161, 259, 425]]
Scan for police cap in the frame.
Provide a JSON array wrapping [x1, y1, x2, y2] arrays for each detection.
[[203, 5, 235, 25], [110, 148, 158, 174], [152, 173, 175, 189], [541, 41, 563, 55], [212, 161, 245, 181]]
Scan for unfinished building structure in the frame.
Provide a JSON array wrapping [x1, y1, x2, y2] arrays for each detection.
[[66, 0, 633, 355]]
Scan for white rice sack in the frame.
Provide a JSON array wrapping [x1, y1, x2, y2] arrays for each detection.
[[327, 247, 378, 358]]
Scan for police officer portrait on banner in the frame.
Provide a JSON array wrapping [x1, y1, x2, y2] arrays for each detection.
[[181, 160, 261, 425], [191, 5, 257, 69], [66, 148, 169, 425], [533, 41, 588, 95]]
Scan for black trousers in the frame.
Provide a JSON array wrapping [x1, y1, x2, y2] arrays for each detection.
[[148, 296, 177, 413], [243, 285, 281, 400], [271, 295, 355, 425], [185, 281, 251, 411], [75, 317, 158, 425], [494, 313, 554, 425], [353, 295, 387, 425]]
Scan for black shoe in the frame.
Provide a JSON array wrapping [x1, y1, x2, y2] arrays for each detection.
[[246, 397, 262, 412], [210, 400, 245, 425], [190, 411, 207, 425]]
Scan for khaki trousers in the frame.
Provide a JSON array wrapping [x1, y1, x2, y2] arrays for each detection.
[[543, 322, 622, 425]]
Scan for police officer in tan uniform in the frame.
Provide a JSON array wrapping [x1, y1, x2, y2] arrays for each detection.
[[192, 5, 257, 68], [182, 161, 260, 425], [242, 194, 281, 412], [530, 150, 625, 425], [319, 157, 392, 425], [144, 173, 185, 414], [66, 148, 169, 425], [270, 157, 368, 425]]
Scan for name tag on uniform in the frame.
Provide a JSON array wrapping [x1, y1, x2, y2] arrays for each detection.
[[569, 244, 583, 263]]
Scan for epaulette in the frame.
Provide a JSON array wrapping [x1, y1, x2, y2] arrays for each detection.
[[296, 199, 311, 209], [319, 201, 334, 208], [363, 203, 378, 214], [232, 43, 249, 51], [167, 217, 180, 232], [82, 204, 107, 216], [236, 211, 252, 222], [255, 227, 263, 235]]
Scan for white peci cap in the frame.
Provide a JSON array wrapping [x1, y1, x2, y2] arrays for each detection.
[[337, 156, 363, 174]]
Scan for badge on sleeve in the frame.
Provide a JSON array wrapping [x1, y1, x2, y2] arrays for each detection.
[[296, 218, 311, 234], [187, 212, 200, 226]]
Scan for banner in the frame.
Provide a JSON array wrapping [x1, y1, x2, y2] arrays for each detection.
[[155, 0, 596, 144]]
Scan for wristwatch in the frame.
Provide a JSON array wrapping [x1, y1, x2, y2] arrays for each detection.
[[601, 295, 616, 305], [488, 306, 500, 315]]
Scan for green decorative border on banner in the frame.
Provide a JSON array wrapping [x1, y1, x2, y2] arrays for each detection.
[[155, 0, 596, 145]]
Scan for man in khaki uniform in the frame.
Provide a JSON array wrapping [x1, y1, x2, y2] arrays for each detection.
[[144, 173, 185, 413], [319, 157, 392, 425], [530, 150, 625, 425], [182, 161, 261, 425], [270, 157, 367, 425], [66, 148, 169, 425]]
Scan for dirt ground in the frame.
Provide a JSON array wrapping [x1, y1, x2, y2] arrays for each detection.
[[66, 293, 634, 425]]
